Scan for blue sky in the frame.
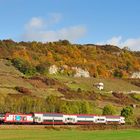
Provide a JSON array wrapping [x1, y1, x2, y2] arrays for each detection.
[[0, 0, 140, 50]]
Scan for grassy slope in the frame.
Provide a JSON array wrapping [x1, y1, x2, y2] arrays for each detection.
[[0, 59, 62, 97], [0, 59, 140, 115], [1, 59, 140, 95], [0, 59, 31, 94], [50, 75, 140, 92], [0, 129, 139, 140]]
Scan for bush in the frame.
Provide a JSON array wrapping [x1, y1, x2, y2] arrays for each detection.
[[121, 106, 133, 119], [113, 69, 123, 78], [120, 106, 135, 124], [36, 64, 46, 74], [102, 104, 116, 115], [36, 63, 50, 74], [11, 58, 36, 76]]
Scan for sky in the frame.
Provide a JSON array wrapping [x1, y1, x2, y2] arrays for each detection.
[[0, 0, 140, 50]]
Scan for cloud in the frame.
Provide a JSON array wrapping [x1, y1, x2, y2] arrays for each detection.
[[25, 17, 45, 31], [97, 36, 140, 51], [106, 36, 122, 46], [22, 25, 87, 42], [25, 13, 62, 31], [122, 38, 140, 51], [22, 13, 86, 42]]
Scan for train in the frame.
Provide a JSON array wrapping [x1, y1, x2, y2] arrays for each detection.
[[0, 113, 125, 125]]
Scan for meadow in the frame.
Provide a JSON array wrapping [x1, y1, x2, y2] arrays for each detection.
[[0, 128, 139, 140]]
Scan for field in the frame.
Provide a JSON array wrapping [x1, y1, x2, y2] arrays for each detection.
[[0, 127, 140, 140]]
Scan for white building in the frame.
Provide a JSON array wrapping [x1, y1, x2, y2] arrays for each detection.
[[96, 82, 104, 90]]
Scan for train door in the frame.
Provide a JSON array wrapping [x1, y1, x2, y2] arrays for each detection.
[[34, 114, 43, 124], [94, 116, 106, 124], [63, 115, 77, 124]]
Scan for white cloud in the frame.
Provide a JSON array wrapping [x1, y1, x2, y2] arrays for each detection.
[[106, 36, 122, 46], [97, 36, 140, 51], [25, 17, 45, 31], [122, 38, 140, 51], [22, 25, 87, 42], [22, 14, 86, 42], [25, 13, 62, 31]]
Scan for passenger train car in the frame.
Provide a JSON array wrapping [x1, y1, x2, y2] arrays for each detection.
[[1, 113, 125, 125], [34, 113, 125, 125]]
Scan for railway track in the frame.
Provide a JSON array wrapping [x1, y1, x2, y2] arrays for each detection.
[[0, 125, 132, 131], [0, 124, 124, 130]]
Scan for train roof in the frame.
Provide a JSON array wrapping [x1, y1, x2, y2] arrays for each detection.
[[33, 112, 123, 118], [5, 113, 33, 116]]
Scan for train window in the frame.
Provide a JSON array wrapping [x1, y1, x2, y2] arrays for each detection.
[[34, 117, 41, 121], [43, 114, 63, 117], [34, 117, 38, 120], [66, 118, 75, 122], [0, 114, 5, 117], [97, 119, 105, 121], [23, 117, 27, 121], [67, 118, 73, 121]]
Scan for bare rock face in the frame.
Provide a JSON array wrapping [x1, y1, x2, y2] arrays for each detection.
[[73, 67, 90, 78], [131, 72, 140, 79], [48, 65, 90, 77], [49, 65, 58, 74]]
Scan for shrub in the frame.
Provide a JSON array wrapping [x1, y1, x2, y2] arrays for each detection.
[[11, 58, 36, 76], [102, 104, 116, 115], [36, 64, 46, 74], [121, 106, 133, 119], [36, 63, 50, 74], [120, 106, 136, 124], [113, 69, 123, 78]]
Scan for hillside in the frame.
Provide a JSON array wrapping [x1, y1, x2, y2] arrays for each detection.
[[0, 59, 140, 118], [1, 59, 140, 95], [0, 39, 140, 78], [0, 59, 63, 98], [0, 40, 140, 124]]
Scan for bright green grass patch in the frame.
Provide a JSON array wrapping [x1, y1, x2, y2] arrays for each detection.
[[0, 129, 140, 140], [132, 94, 140, 101], [49, 74, 140, 92]]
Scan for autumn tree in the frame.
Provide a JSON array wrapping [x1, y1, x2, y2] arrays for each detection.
[[102, 104, 116, 115], [11, 58, 36, 76], [121, 106, 133, 119]]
